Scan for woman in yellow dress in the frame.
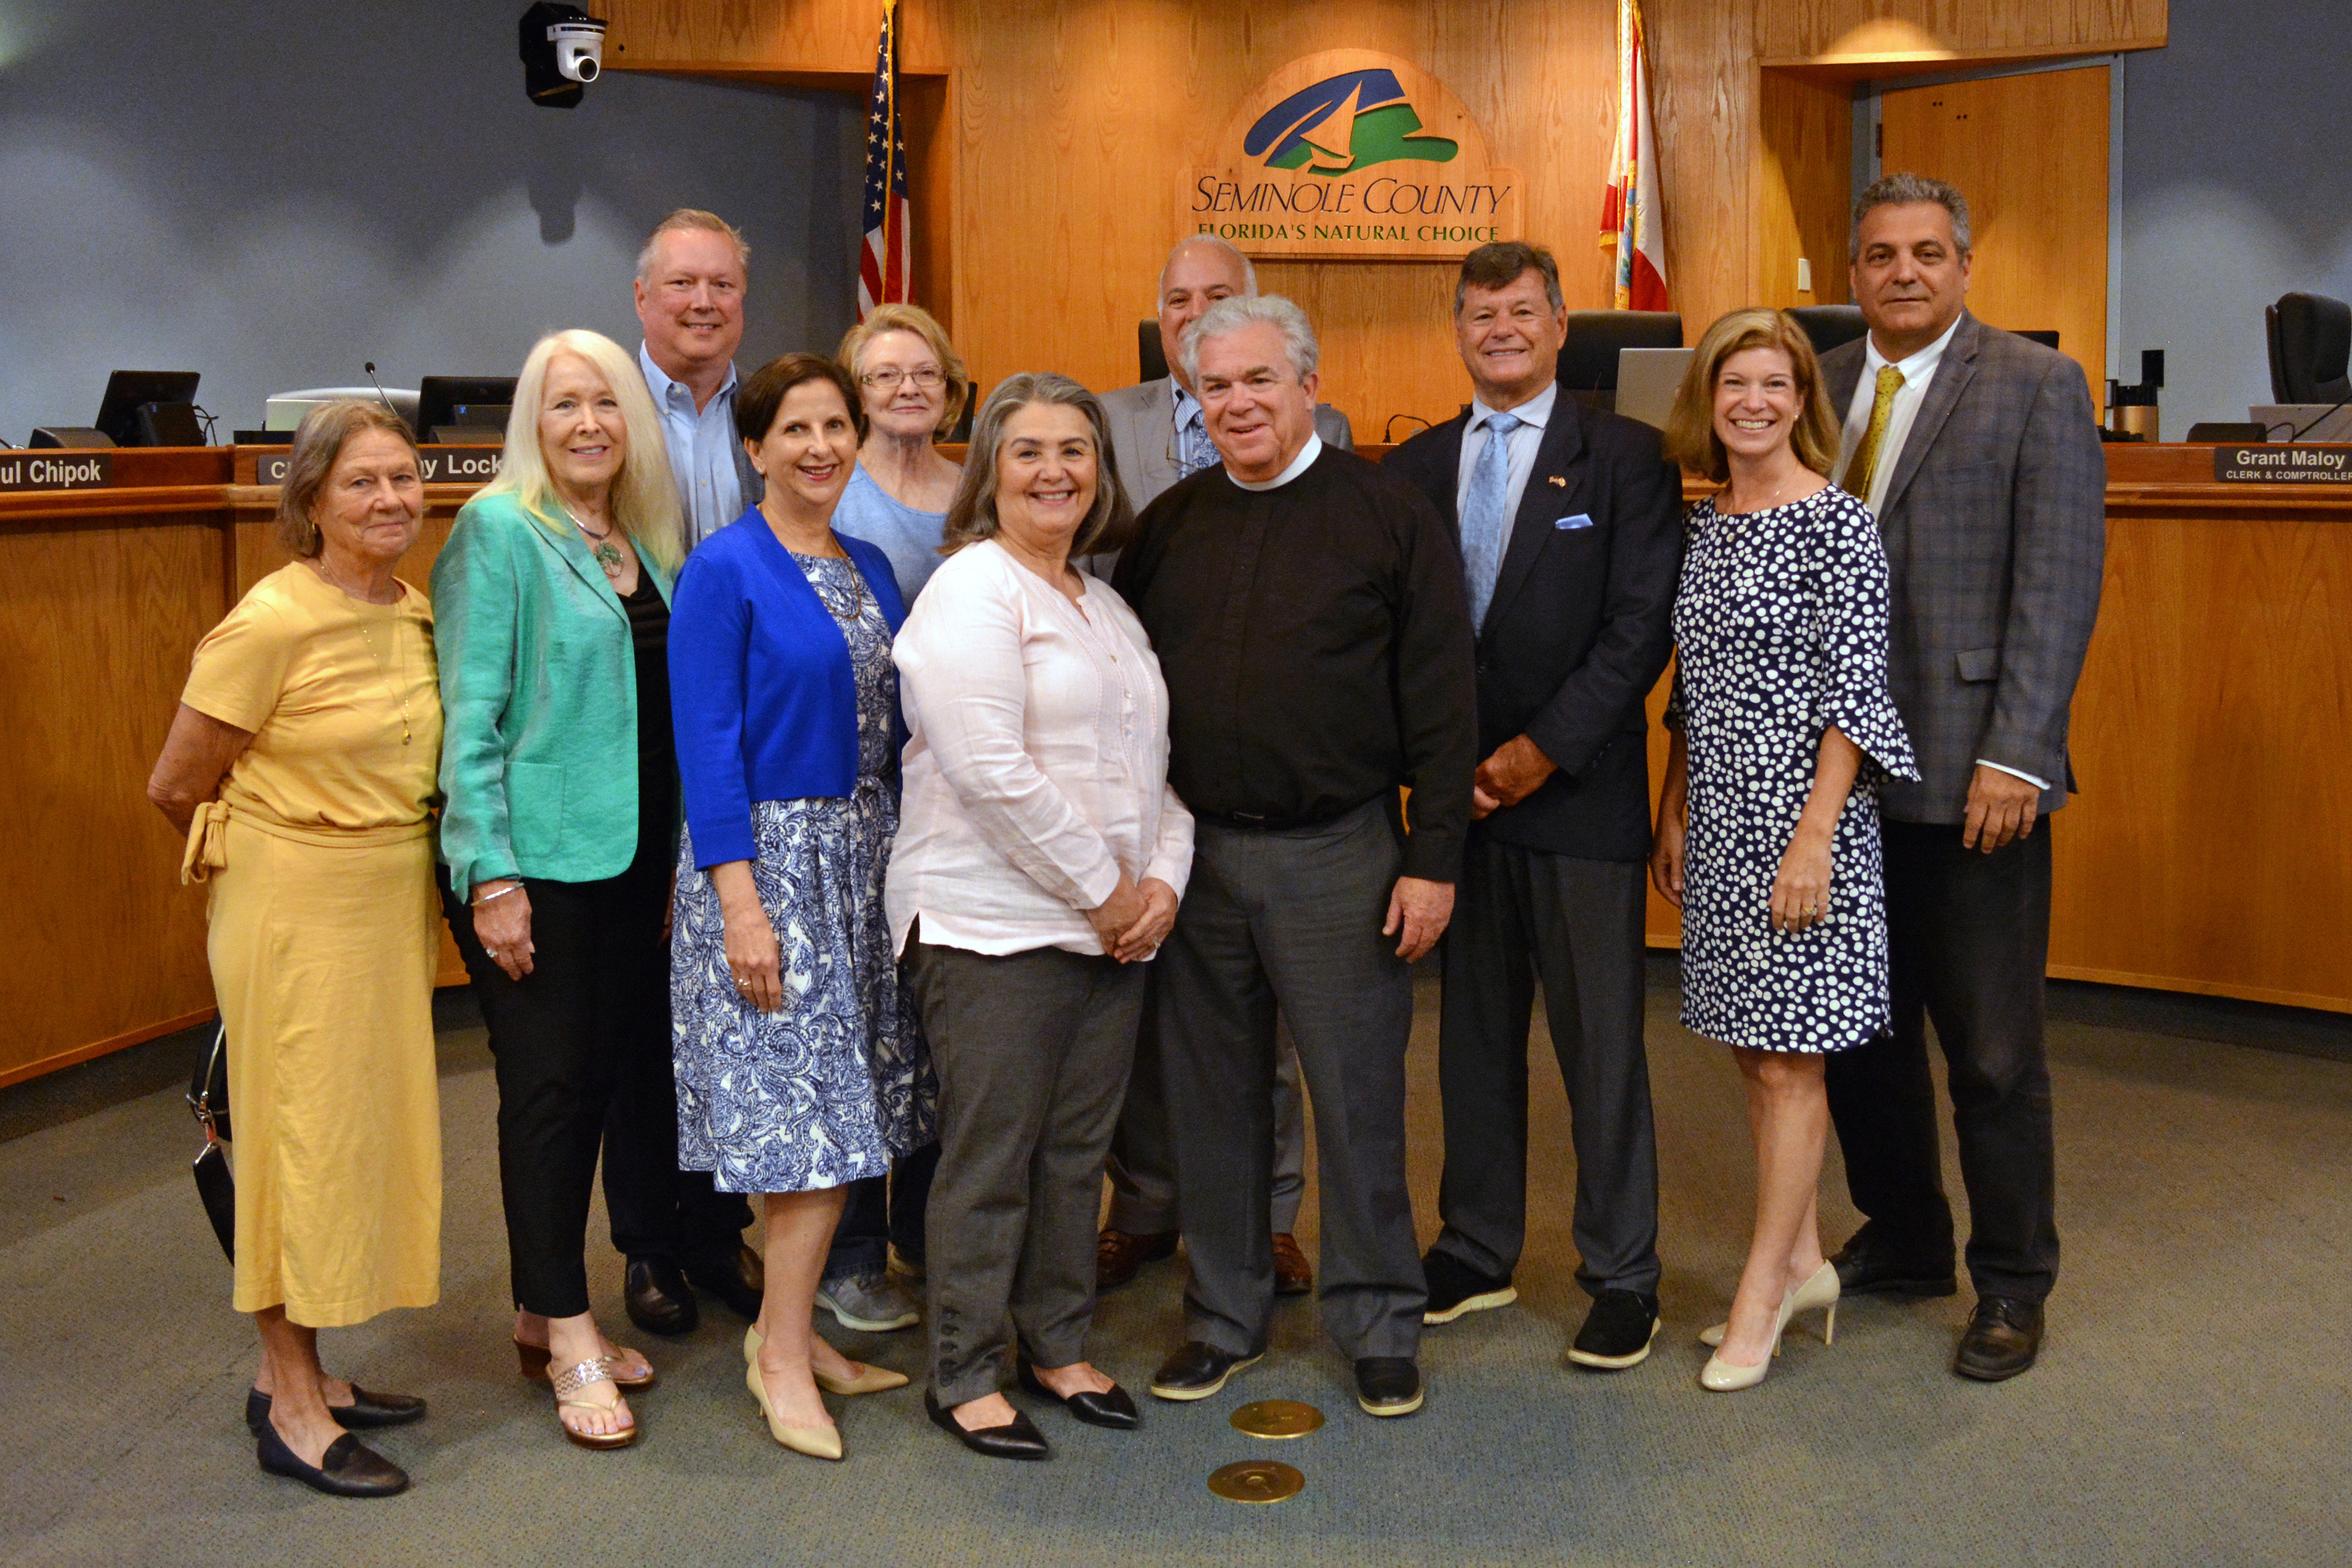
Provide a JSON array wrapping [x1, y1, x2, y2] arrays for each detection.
[[147, 400, 444, 1499]]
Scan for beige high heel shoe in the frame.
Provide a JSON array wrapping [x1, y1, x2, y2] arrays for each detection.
[[1699, 1262, 1840, 1392], [1698, 1260, 1840, 1348], [746, 1361, 844, 1461], [744, 1324, 908, 1395]]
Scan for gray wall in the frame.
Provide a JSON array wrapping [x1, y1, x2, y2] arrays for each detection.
[[2117, 0, 2352, 429], [0, 1, 865, 443]]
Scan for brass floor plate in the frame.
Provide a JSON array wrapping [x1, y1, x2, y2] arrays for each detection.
[[1209, 1459, 1305, 1503], [1229, 1399, 1326, 1439]]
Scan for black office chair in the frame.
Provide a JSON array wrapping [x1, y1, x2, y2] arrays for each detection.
[[1140, 319, 1169, 384], [1558, 310, 1682, 412], [2265, 292, 2352, 403], [1788, 305, 1867, 356], [2013, 329, 2060, 350]]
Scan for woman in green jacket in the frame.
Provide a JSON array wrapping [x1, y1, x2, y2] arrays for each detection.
[[434, 328, 751, 1449]]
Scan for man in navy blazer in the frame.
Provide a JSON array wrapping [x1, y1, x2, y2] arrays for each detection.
[[1386, 242, 1683, 1369]]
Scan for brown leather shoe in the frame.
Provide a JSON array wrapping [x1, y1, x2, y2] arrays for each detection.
[[1272, 1232, 1313, 1296], [1096, 1228, 1178, 1291]]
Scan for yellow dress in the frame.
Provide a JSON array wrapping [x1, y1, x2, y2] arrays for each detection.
[[180, 562, 444, 1325]]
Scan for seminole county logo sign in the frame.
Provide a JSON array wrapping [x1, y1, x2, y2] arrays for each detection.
[[1185, 51, 1522, 261]]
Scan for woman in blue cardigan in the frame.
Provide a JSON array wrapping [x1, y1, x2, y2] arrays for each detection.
[[670, 354, 936, 1462]]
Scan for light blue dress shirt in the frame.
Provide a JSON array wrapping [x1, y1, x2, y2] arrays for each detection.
[[1452, 378, 1557, 528], [638, 342, 747, 549], [832, 463, 951, 603]]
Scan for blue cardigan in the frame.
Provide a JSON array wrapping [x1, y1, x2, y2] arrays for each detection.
[[670, 508, 907, 868]]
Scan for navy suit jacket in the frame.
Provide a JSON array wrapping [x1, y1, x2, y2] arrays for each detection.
[[1386, 394, 1683, 862]]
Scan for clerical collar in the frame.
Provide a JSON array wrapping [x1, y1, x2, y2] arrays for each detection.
[[1231, 432, 1323, 492]]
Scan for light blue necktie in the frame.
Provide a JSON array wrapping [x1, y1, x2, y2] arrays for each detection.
[[1461, 412, 1521, 630], [1176, 405, 1218, 479]]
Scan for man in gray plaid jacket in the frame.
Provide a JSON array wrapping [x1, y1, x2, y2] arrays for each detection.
[[1816, 173, 2106, 1384]]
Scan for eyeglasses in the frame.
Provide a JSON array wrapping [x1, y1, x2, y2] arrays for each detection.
[[860, 366, 945, 390]]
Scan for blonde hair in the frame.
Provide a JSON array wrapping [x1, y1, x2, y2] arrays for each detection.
[[836, 303, 973, 438], [636, 208, 749, 283], [478, 329, 686, 574], [275, 400, 419, 559], [1662, 308, 1842, 483]]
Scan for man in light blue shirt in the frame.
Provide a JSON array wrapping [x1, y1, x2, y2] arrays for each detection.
[[633, 209, 761, 548]]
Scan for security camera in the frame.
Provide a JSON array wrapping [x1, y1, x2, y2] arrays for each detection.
[[519, 3, 608, 107]]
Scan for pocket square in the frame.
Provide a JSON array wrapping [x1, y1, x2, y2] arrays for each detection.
[[1555, 513, 1595, 530]]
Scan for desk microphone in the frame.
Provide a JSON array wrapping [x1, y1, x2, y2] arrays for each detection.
[[363, 363, 400, 422]]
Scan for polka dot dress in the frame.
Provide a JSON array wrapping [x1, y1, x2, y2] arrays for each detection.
[[1668, 485, 1919, 1054]]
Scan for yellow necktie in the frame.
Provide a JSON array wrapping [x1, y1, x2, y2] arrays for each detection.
[[1841, 365, 1906, 503]]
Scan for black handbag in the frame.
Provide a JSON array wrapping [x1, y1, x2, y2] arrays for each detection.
[[187, 1023, 234, 1262]]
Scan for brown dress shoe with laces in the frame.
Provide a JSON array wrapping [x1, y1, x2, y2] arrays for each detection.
[[1272, 1232, 1314, 1296], [1096, 1228, 1178, 1291]]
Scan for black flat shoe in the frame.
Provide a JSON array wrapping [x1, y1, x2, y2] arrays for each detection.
[[924, 1388, 1050, 1459], [246, 1385, 427, 1437], [1829, 1226, 1957, 1298], [624, 1255, 699, 1336], [1016, 1356, 1139, 1430], [255, 1418, 409, 1497], [1953, 1295, 2044, 1382], [684, 1242, 767, 1322]]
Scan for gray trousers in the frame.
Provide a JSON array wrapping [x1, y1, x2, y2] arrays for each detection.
[[910, 937, 1145, 1406], [1105, 1012, 1307, 1235], [1160, 801, 1425, 1361], [1433, 837, 1661, 1295]]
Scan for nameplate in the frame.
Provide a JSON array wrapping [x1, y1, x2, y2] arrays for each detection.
[[0, 452, 114, 492], [247, 444, 504, 486], [2212, 445, 2352, 483]]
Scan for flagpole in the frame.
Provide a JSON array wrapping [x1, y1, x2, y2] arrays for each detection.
[[882, 0, 898, 299]]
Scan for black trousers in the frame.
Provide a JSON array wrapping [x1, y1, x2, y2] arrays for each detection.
[[824, 1145, 939, 1282], [1433, 837, 1661, 1296], [442, 834, 752, 1318], [1824, 817, 2060, 1303]]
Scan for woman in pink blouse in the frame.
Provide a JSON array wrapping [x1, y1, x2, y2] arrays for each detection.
[[889, 373, 1192, 1461]]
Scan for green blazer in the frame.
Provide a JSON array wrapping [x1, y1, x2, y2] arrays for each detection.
[[433, 489, 677, 897]]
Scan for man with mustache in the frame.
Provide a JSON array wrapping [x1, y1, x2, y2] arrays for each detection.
[[1115, 294, 1477, 1419], [1816, 174, 2105, 1381]]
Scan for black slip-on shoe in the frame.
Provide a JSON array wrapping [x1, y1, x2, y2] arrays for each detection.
[[1354, 1356, 1423, 1417], [255, 1420, 409, 1498], [245, 1385, 426, 1437], [1148, 1341, 1263, 1402], [684, 1242, 767, 1322], [1567, 1289, 1661, 1370], [924, 1388, 1050, 1459], [624, 1255, 699, 1336], [1421, 1249, 1517, 1325], [1830, 1227, 1958, 1298], [1016, 1355, 1140, 1430], [1953, 1295, 2044, 1382]]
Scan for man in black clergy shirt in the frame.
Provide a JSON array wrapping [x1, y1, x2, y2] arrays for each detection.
[[1114, 294, 1478, 1419], [1386, 241, 1682, 1371]]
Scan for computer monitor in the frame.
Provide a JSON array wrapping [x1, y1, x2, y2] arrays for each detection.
[[94, 371, 201, 446], [1614, 348, 1694, 432], [415, 377, 516, 442]]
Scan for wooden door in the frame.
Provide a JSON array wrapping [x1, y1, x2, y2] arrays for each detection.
[[1878, 67, 2109, 407]]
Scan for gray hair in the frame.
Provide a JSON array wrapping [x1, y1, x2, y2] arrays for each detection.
[[1158, 234, 1258, 301], [275, 400, 419, 559], [942, 373, 1134, 558], [636, 208, 751, 283], [1178, 293, 1319, 385], [1850, 172, 1972, 260]]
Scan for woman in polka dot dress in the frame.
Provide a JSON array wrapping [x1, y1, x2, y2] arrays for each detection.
[[1651, 309, 1917, 1393]]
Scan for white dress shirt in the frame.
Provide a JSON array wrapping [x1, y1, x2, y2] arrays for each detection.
[[638, 343, 746, 548], [1835, 316, 2048, 791], [1453, 379, 1558, 524], [889, 539, 1194, 959]]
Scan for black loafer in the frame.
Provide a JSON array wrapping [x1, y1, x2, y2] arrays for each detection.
[[1567, 1289, 1661, 1370], [256, 1419, 409, 1497], [924, 1387, 1050, 1459], [624, 1255, 698, 1336], [1830, 1227, 1957, 1298], [1147, 1341, 1263, 1402], [684, 1242, 767, 1322], [1354, 1356, 1423, 1417], [1954, 1295, 2044, 1382], [245, 1385, 426, 1437], [1016, 1355, 1140, 1430]]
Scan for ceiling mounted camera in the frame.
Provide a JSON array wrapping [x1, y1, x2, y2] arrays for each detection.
[[519, 3, 608, 107]]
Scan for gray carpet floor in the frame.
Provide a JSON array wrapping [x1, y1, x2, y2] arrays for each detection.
[[4, 969, 2348, 1568]]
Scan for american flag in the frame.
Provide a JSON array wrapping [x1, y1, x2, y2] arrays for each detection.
[[857, 0, 910, 321]]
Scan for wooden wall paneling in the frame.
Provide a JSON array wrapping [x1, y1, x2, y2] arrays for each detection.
[[1644, 0, 1754, 336], [1755, 69, 1854, 308], [1752, 0, 2166, 67], [0, 512, 229, 1083], [900, 72, 955, 332], [601, 0, 951, 78], [1879, 65, 2109, 401]]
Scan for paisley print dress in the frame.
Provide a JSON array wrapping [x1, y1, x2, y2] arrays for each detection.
[[1670, 486, 1919, 1054], [671, 552, 936, 1193]]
